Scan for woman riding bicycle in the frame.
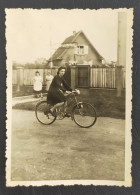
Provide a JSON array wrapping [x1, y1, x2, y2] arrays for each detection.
[[47, 66, 72, 116], [36, 67, 96, 127]]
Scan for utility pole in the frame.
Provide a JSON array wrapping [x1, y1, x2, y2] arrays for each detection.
[[49, 23, 53, 68], [116, 12, 127, 97], [50, 39, 53, 68]]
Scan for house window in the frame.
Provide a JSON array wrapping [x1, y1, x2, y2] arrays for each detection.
[[77, 45, 84, 55], [75, 45, 88, 55]]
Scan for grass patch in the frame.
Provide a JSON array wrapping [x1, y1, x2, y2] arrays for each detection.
[[13, 85, 46, 97], [13, 89, 125, 119], [13, 100, 39, 111], [79, 89, 125, 119]]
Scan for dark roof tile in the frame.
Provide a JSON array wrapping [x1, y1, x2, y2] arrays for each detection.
[[62, 31, 81, 44], [50, 47, 66, 61]]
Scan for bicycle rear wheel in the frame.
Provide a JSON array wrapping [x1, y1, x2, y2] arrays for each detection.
[[35, 101, 56, 125], [73, 102, 97, 128]]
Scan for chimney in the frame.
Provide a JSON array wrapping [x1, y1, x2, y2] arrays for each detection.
[[73, 31, 76, 36]]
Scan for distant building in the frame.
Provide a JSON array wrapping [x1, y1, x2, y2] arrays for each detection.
[[47, 30, 104, 67]]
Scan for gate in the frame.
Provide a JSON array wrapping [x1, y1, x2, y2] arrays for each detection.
[[76, 66, 90, 87]]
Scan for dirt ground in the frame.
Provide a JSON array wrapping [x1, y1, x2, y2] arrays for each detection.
[[11, 109, 125, 181]]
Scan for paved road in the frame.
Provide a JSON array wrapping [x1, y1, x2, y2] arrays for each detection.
[[11, 109, 125, 181]]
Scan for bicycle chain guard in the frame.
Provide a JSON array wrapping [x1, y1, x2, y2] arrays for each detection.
[[56, 111, 65, 120]]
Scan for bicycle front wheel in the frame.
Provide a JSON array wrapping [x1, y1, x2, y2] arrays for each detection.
[[73, 102, 97, 128], [35, 101, 56, 125]]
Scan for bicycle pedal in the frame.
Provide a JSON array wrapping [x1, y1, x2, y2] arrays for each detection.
[[65, 113, 71, 118], [57, 112, 65, 120]]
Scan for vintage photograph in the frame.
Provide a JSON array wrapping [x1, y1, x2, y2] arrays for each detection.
[[6, 8, 133, 186]]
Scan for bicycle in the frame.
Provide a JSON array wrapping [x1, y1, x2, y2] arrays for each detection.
[[35, 90, 97, 128]]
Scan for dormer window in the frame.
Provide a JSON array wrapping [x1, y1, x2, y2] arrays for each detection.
[[75, 44, 88, 55]]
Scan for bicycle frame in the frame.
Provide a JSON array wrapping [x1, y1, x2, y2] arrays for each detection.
[[59, 92, 82, 118], [36, 91, 97, 127], [54, 92, 79, 118], [68, 92, 79, 103]]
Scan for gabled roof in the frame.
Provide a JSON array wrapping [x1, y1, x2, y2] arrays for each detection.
[[49, 47, 66, 61], [62, 31, 81, 44], [48, 30, 103, 61]]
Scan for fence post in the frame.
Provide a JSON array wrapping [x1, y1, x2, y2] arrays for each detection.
[[16, 66, 24, 92], [71, 66, 76, 89]]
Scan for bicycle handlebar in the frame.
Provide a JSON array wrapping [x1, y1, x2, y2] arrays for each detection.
[[71, 89, 80, 95], [65, 89, 80, 96]]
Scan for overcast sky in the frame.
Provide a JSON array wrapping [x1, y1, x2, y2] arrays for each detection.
[[6, 9, 121, 64]]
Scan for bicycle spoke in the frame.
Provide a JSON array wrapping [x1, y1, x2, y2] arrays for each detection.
[[73, 103, 97, 128], [35, 101, 56, 125]]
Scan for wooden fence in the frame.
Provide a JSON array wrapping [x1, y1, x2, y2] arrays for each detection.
[[90, 67, 125, 88], [13, 68, 58, 86], [13, 67, 125, 89]]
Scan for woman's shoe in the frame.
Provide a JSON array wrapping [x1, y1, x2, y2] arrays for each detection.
[[44, 104, 51, 115]]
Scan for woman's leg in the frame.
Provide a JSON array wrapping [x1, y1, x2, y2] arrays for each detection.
[[37, 91, 40, 98], [50, 102, 65, 112], [50, 91, 68, 113], [40, 91, 43, 98], [34, 90, 37, 98]]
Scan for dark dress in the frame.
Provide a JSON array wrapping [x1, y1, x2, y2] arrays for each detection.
[[47, 75, 72, 105]]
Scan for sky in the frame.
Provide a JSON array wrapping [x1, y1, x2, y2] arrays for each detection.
[[6, 9, 120, 64]]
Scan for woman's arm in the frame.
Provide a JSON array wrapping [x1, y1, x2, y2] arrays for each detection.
[[62, 78, 72, 91]]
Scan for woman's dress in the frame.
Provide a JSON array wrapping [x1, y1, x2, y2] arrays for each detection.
[[47, 75, 72, 105]]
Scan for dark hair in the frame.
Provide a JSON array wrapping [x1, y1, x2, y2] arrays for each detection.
[[57, 66, 66, 75], [35, 71, 40, 75]]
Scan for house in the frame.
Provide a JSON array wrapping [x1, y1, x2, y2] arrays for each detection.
[[47, 31, 109, 88], [47, 30, 104, 67]]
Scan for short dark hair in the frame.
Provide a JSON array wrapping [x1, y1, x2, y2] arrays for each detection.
[[35, 71, 40, 75], [57, 66, 66, 75]]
